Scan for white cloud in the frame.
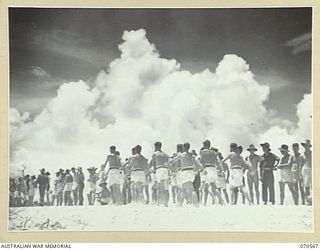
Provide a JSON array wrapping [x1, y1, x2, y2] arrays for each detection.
[[10, 29, 312, 175]]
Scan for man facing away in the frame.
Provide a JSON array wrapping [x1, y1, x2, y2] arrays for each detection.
[[277, 144, 298, 205], [104, 146, 123, 205], [245, 144, 262, 205], [291, 143, 305, 205], [200, 140, 224, 205], [129, 145, 148, 204], [149, 141, 170, 207], [169, 144, 183, 204], [169, 143, 203, 206], [221, 144, 252, 205], [259, 142, 280, 205], [71, 167, 80, 206], [77, 167, 85, 205]]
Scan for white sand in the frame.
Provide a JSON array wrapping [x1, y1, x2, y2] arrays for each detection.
[[9, 203, 313, 232]]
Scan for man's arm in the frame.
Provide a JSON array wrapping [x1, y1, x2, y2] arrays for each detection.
[[168, 153, 181, 164]]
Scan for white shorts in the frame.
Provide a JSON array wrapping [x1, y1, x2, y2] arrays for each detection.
[[302, 166, 312, 187], [89, 182, 97, 192], [107, 169, 121, 186], [131, 171, 145, 185], [156, 168, 169, 181], [72, 181, 78, 190], [230, 168, 243, 187], [180, 169, 195, 184], [65, 182, 73, 192], [119, 171, 125, 186], [216, 176, 227, 189], [204, 167, 218, 184]]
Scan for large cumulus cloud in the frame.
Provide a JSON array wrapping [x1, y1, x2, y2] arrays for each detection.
[[10, 29, 312, 175]]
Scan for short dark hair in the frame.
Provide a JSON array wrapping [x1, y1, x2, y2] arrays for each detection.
[[115, 151, 120, 156], [292, 143, 299, 148], [183, 143, 190, 151], [110, 146, 116, 151], [177, 144, 183, 152], [136, 145, 142, 153], [154, 141, 162, 148]]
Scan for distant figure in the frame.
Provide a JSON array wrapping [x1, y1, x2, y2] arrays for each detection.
[[259, 142, 280, 205], [36, 168, 49, 206], [245, 144, 262, 204], [64, 169, 73, 206], [301, 140, 312, 205], [77, 167, 85, 205], [216, 152, 230, 204], [87, 167, 99, 205], [28, 175, 37, 206], [169, 144, 183, 204], [291, 143, 305, 204], [71, 167, 79, 205]]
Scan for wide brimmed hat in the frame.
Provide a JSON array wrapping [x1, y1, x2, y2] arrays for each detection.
[[45, 171, 51, 176], [87, 167, 98, 172], [279, 144, 289, 152], [247, 144, 258, 151], [59, 168, 64, 173], [301, 139, 312, 148], [40, 168, 46, 173]]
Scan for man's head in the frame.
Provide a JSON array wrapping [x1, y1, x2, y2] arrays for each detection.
[[247, 144, 258, 155], [292, 143, 299, 153], [183, 143, 190, 152], [301, 140, 312, 151], [65, 169, 70, 174], [40, 168, 46, 174], [260, 142, 271, 153], [203, 140, 211, 149], [55, 172, 60, 177], [71, 167, 76, 173], [77, 167, 82, 173], [154, 141, 162, 151], [177, 144, 183, 153], [230, 143, 238, 152], [135, 145, 142, 154], [279, 144, 289, 155], [235, 146, 243, 155], [131, 147, 137, 155], [115, 151, 120, 156], [110, 146, 116, 154]]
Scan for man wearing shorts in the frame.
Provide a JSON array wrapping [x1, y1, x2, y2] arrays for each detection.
[[200, 140, 223, 205], [291, 143, 305, 205], [104, 146, 123, 205], [149, 141, 170, 207], [277, 144, 298, 205]]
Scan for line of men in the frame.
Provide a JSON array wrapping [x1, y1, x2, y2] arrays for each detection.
[[9, 139, 312, 207]]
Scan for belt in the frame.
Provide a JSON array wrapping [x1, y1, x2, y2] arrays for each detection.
[[109, 166, 120, 170], [231, 166, 242, 170], [204, 164, 215, 168], [156, 165, 167, 170], [263, 168, 273, 171], [181, 167, 194, 172], [132, 169, 144, 172]]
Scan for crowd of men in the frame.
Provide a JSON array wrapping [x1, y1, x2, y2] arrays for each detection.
[[9, 139, 312, 207]]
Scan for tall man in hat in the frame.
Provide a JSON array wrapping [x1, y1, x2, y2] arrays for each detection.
[[277, 144, 298, 205], [259, 142, 280, 205], [301, 140, 312, 204], [291, 143, 305, 205], [36, 168, 50, 206], [245, 144, 263, 204], [104, 146, 123, 205], [77, 167, 85, 205]]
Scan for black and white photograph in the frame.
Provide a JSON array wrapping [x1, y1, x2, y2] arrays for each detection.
[[8, 7, 313, 232]]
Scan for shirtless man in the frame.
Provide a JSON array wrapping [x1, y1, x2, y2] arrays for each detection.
[[169, 144, 183, 204], [149, 142, 170, 207], [200, 140, 224, 205], [104, 146, 122, 205], [169, 143, 203, 206], [277, 144, 298, 205], [129, 145, 148, 204], [301, 140, 312, 204], [221, 143, 252, 205], [245, 144, 262, 204], [291, 143, 305, 205], [216, 152, 230, 204]]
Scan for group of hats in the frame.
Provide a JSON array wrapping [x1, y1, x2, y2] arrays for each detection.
[[40, 168, 51, 175], [247, 139, 312, 152]]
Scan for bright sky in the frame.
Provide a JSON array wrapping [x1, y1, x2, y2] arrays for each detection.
[[10, 8, 312, 123]]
